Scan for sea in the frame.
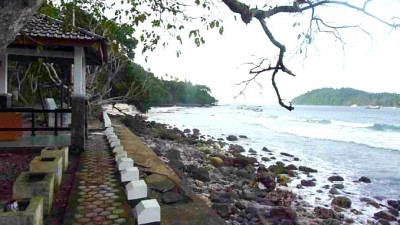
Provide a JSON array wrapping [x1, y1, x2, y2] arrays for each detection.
[[146, 104, 400, 222]]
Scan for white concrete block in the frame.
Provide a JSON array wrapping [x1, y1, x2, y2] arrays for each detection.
[[105, 127, 114, 133], [113, 146, 124, 154], [106, 131, 116, 137], [110, 140, 121, 148], [108, 135, 118, 143], [118, 157, 134, 170], [135, 199, 161, 225], [115, 151, 127, 161], [121, 166, 139, 182], [125, 180, 147, 200]]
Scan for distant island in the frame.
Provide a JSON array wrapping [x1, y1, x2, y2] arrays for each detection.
[[292, 88, 400, 107]]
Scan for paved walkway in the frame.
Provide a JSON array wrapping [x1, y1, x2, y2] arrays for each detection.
[[64, 133, 134, 225]]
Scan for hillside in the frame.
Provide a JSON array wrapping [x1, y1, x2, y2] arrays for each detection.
[[292, 88, 400, 107]]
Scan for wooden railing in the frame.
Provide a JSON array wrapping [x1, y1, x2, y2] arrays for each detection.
[[0, 108, 71, 136]]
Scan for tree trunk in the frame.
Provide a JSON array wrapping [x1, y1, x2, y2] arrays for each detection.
[[0, 0, 44, 51]]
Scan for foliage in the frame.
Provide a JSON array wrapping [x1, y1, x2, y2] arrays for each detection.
[[116, 63, 218, 112], [292, 88, 400, 107]]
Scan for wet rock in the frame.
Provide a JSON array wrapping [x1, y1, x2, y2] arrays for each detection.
[[360, 197, 380, 208], [183, 128, 191, 133], [358, 176, 371, 183], [239, 135, 248, 139], [235, 201, 247, 210], [193, 128, 200, 135], [293, 157, 300, 161], [280, 152, 294, 157], [285, 164, 298, 171], [262, 147, 271, 152], [328, 175, 344, 182], [332, 184, 344, 189], [331, 196, 352, 208], [322, 185, 330, 189], [261, 157, 270, 162], [229, 144, 245, 153], [314, 206, 337, 219], [190, 166, 210, 182], [227, 135, 238, 141], [298, 166, 318, 173], [300, 179, 316, 187], [248, 148, 257, 154], [329, 188, 340, 195], [287, 170, 297, 177], [210, 157, 224, 167], [162, 192, 185, 204], [387, 200, 400, 210], [374, 210, 397, 221]]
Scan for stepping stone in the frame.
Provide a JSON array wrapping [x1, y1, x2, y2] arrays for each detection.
[[121, 167, 139, 182], [134, 199, 161, 225], [117, 157, 133, 170]]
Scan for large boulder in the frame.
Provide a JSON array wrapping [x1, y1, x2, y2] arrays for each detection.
[[162, 192, 185, 204], [165, 148, 182, 161], [145, 174, 175, 193], [298, 166, 318, 173], [300, 179, 316, 187], [358, 176, 371, 183], [210, 157, 224, 167], [373, 210, 397, 221], [331, 196, 352, 208], [226, 135, 238, 141], [190, 166, 210, 182], [328, 175, 344, 182]]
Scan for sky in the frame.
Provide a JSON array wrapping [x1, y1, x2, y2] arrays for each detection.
[[132, 0, 400, 105]]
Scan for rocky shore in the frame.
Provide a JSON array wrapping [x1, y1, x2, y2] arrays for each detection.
[[121, 114, 400, 225]]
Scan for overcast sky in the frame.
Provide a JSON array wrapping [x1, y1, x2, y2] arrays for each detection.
[[133, 0, 400, 104]]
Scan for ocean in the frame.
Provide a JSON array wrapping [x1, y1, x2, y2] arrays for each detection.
[[146, 105, 400, 221]]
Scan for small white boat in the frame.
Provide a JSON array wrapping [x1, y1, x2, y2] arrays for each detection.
[[365, 105, 381, 109]]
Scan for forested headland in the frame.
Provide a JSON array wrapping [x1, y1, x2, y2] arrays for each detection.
[[292, 88, 400, 107]]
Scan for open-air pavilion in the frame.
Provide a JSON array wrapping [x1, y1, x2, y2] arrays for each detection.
[[0, 14, 107, 151]]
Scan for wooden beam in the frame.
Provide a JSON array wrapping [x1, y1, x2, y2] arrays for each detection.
[[7, 48, 74, 59], [0, 53, 8, 94]]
